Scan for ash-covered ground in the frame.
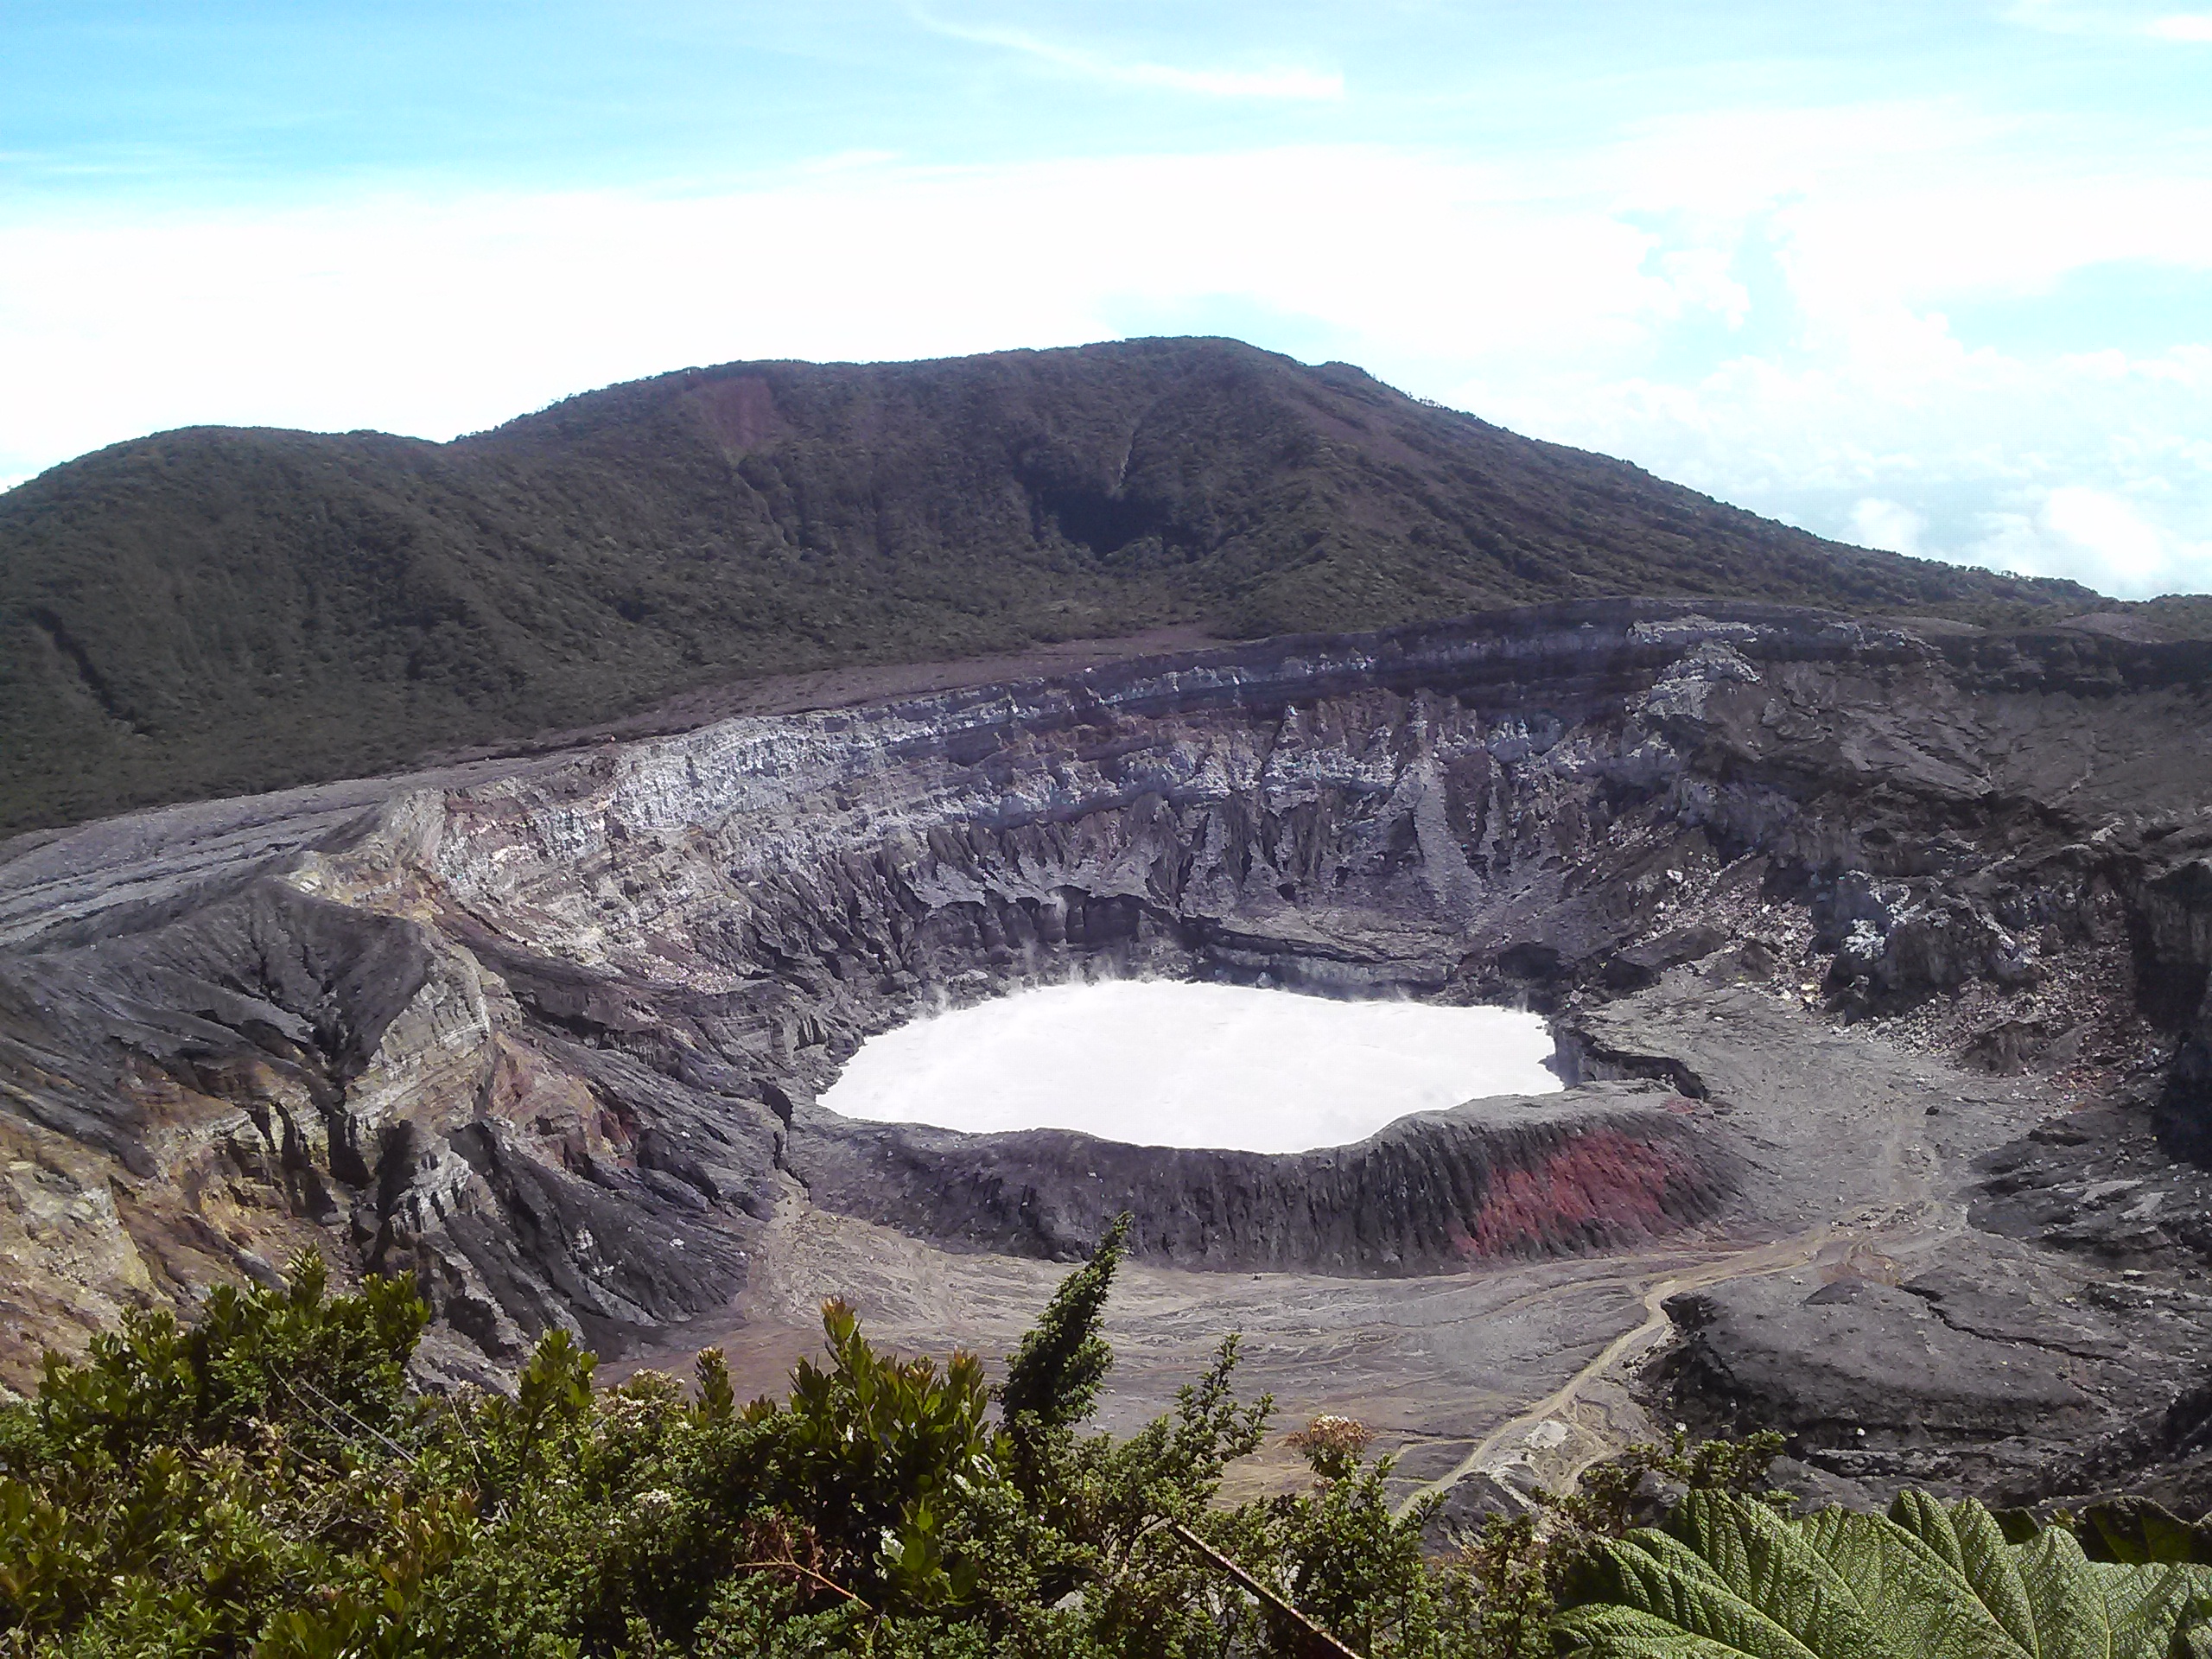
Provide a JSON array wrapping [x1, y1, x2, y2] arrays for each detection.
[[9, 597, 2212, 1522]]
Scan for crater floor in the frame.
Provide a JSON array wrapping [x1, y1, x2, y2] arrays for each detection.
[[10, 598, 2212, 1517], [630, 981, 2073, 1511]]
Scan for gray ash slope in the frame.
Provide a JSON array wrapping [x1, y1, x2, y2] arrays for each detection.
[[10, 598, 2212, 1509], [0, 336, 2100, 835]]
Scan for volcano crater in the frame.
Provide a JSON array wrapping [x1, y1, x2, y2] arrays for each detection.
[[13, 597, 2212, 1509]]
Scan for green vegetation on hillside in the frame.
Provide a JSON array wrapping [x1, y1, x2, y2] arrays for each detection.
[[0, 339, 2100, 834], [5, 1234, 2206, 1657]]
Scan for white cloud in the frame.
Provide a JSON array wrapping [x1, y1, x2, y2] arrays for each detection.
[[1852, 499, 1928, 556], [2005, 0, 2212, 37], [2, 112, 2208, 595], [0, 149, 1660, 481], [1965, 486, 2211, 592], [2043, 486, 2172, 582], [1497, 334, 2212, 596], [912, 16, 1343, 100]]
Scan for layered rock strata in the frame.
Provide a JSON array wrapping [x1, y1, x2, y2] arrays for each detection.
[[6, 597, 2212, 1413], [789, 1085, 1729, 1273]]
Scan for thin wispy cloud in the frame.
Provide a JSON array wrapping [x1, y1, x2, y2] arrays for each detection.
[[3, 5, 2207, 597], [916, 14, 1344, 101], [2005, 0, 2212, 37], [792, 149, 904, 175], [5, 120, 2205, 591]]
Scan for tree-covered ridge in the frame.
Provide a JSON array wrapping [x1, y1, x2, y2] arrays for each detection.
[[3, 1236, 2200, 1657], [0, 338, 2098, 834]]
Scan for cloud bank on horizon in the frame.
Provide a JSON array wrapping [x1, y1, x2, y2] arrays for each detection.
[[2, 1, 2207, 600]]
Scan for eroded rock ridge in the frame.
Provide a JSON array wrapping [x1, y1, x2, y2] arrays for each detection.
[[4, 597, 2212, 1430]]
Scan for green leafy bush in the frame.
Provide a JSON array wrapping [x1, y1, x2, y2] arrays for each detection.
[[3, 1237, 2203, 1658], [1555, 1488, 2212, 1659]]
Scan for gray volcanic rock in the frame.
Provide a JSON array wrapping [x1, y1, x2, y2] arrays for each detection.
[[787, 1084, 1732, 1274], [1664, 1275, 2094, 1441], [1600, 925, 1729, 991], [1973, 1105, 2212, 1262], [1815, 874, 2038, 1005], [1656, 1232, 2212, 1504], [10, 594, 2212, 1431]]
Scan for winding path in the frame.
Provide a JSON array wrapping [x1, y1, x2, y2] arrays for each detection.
[[1398, 1034, 1969, 1514]]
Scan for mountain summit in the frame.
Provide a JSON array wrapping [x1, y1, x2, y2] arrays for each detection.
[[0, 337, 2089, 832]]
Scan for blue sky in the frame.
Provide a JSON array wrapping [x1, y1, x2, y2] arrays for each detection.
[[4, 1, 2209, 596]]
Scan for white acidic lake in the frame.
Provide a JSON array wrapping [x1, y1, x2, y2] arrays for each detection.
[[820, 980, 1561, 1154]]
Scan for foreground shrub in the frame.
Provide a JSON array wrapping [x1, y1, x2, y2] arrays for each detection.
[[4, 1238, 2207, 1657], [1555, 1488, 2212, 1659]]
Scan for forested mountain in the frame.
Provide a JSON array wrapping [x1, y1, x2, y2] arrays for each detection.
[[0, 337, 2094, 832]]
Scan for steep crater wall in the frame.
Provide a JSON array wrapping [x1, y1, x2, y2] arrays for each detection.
[[787, 1085, 1732, 1273], [9, 598, 2212, 1379]]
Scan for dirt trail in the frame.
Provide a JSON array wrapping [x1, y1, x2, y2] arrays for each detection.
[[1397, 1026, 1969, 1511], [613, 983, 2059, 1516], [1395, 1230, 1838, 1510]]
